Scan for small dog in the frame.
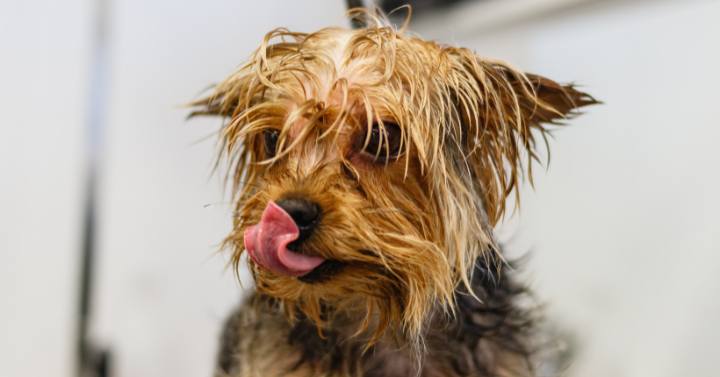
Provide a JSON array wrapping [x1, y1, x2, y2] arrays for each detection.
[[191, 11, 595, 377]]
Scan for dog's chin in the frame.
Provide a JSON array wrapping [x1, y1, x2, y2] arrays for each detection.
[[284, 241, 345, 284], [298, 260, 344, 284]]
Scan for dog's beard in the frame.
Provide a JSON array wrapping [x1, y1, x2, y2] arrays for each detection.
[[223, 162, 484, 347]]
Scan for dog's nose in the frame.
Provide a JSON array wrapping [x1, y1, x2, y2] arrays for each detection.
[[276, 198, 321, 242]]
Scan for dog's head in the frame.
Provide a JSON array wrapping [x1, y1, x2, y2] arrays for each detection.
[[191, 21, 595, 343]]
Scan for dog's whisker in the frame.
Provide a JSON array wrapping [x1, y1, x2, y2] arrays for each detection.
[[202, 201, 232, 208]]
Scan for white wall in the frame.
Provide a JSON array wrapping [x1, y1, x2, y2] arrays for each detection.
[[0, 2, 91, 377], [4, 1, 718, 377], [93, 2, 347, 377], [416, 1, 720, 376]]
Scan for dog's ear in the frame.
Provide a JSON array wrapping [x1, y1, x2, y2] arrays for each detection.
[[187, 64, 273, 197], [445, 47, 598, 224], [188, 70, 257, 119]]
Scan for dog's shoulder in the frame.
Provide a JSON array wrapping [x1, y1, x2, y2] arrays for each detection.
[[215, 294, 317, 377]]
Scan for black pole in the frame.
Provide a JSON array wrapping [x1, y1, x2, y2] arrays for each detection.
[[76, 0, 111, 376], [346, 0, 368, 29]]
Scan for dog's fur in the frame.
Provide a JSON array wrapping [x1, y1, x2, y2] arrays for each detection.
[[191, 11, 596, 377]]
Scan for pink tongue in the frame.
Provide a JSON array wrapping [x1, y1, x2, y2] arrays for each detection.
[[244, 201, 325, 276]]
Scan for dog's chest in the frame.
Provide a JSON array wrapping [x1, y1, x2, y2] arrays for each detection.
[[288, 322, 467, 377], [360, 347, 453, 377]]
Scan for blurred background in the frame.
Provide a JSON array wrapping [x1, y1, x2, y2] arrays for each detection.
[[1, 0, 718, 376]]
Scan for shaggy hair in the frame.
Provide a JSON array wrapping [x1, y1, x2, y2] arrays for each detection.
[[191, 10, 595, 377]]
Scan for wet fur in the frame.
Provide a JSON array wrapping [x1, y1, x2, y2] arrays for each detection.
[[191, 9, 596, 377], [216, 252, 537, 377]]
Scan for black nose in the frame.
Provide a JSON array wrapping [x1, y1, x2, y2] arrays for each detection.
[[276, 198, 321, 243]]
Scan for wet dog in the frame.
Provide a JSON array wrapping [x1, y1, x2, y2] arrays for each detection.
[[191, 11, 595, 377]]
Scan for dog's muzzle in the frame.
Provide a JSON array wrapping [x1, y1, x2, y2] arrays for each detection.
[[243, 201, 325, 277]]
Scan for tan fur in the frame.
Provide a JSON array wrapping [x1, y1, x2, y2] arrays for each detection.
[[191, 9, 596, 376]]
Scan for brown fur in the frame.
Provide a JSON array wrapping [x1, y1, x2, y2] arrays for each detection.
[[191, 10, 596, 377]]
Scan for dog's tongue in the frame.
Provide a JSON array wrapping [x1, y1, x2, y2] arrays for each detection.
[[244, 201, 325, 277]]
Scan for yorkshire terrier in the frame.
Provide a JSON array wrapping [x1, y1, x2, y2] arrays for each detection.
[[191, 10, 596, 377]]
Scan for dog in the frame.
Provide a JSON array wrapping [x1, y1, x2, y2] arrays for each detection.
[[190, 10, 596, 377]]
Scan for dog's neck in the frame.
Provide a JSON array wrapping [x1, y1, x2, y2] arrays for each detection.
[[282, 255, 537, 376]]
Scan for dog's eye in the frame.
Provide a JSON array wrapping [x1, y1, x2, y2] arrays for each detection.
[[357, 122, 402, 162], [263, 129, 279, 158]]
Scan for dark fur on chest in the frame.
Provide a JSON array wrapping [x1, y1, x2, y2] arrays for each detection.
[[216, 251, 538, 377]]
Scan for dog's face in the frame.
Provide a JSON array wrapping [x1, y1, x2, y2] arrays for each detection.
[[192, 24, 594, 342]]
